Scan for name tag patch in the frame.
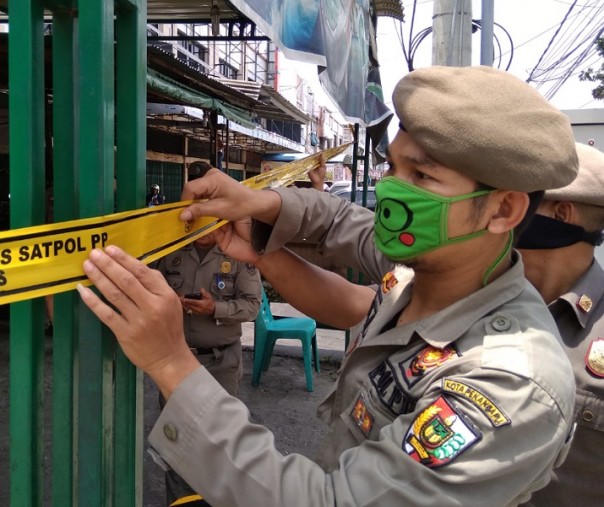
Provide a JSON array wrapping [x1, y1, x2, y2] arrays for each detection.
[[403, 396, 482, 468], [442, 379, 511, 427], [369, 360, 416, 416]]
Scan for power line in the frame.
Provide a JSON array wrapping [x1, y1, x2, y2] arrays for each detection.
[[527, 0, 579, 82]]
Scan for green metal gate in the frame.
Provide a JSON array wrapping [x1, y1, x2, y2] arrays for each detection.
[[8, 0, 147, 505]]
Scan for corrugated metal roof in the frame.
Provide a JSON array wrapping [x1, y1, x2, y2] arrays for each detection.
[[148, 45, 310, 124], [147, 0, 248, 22]]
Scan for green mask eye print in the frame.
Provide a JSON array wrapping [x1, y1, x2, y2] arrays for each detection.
[[376, 197, 416, 247], [374, 177, 492, 262]]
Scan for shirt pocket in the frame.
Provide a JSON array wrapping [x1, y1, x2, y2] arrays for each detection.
[[165, 275, 184, 292], [210, 273, 235, 299]]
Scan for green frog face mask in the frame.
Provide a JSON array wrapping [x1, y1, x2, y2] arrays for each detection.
[[374, 177, 493, 261]]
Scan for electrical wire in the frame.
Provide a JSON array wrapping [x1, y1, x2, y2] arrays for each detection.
[[524, 0, 604, 100], [393, 1, 516, 72]]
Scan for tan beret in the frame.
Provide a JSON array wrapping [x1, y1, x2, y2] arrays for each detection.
[[392, 66, 578, 192], [544, 143, 604, 207]]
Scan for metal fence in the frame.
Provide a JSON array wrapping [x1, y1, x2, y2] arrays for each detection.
[[8, 0, 147, 505]]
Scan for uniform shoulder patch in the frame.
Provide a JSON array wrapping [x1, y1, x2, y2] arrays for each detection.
[[403, 396, 482, 468], [246, 263, 257, 276], [441, 379, 511, 427]]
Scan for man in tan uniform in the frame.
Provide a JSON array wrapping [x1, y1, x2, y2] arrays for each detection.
[[79, 66, 579, 506], [154, 233, 261, 506], [517, 142, 604, 507], [155, 234, 261, 397]]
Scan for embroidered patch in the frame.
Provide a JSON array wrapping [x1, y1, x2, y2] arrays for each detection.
[[585, 338, 604, 378], [403, 396, 482, 468], [351, 396, 375, 437], [577, 294, 593, 314], [400, 344, 460, 388], [246, 263, 257, 275], [441, 379, 511, 427], [381, 271, 399, 294], [369, 360, 416, 415]]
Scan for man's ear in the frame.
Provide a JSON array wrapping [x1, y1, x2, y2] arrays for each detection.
[[486, 191, 529, 234], [552, 201, 576, 224]]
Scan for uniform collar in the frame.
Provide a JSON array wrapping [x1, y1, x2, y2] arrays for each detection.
[[416, 251, 527, 348], [189, 243, 221, 264], [363, 250, 527, 349], [555, 259, 604, 329]]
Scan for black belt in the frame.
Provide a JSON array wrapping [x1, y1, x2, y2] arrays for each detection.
[[190, 344, 230, 355]]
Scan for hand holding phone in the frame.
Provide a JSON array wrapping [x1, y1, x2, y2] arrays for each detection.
[[184, 292, 203, 300]]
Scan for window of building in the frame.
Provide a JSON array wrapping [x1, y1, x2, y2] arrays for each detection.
[[218, 58, 238, 80]]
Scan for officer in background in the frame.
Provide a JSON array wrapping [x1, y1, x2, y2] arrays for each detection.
[[153, 168, 262, 507], [155, 234, 261, 396], [518, 142, 604, 507]]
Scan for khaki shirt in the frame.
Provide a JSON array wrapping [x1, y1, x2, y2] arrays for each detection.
[[524, 260, 604, 507], [149, 189, 576, 506], [155, 244, 261, 348]]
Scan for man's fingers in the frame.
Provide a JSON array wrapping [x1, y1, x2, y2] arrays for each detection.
[[181, 168, 223, 200], [77, 283, 127, 335], [82, 252, 138, 318], [103, 245, 171, 297]]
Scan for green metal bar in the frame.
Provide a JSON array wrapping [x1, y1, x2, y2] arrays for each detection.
[[114, 0, 147, 504], [8, 1, 46, 505], [51, 10, 78, 507], [76, 0, 116, 504]]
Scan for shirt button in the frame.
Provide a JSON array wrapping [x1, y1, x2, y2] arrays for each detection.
[[582, 409, 594, 422], [163, 424, 178, 441], [491, 316, 511, 332]]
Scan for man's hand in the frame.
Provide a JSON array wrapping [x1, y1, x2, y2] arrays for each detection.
[[180, 169, 282, 226], [209, 219, 260, 264], [181, 289, 216, 316], [77, 246, 200, 398], [309, 157, 327, 191]]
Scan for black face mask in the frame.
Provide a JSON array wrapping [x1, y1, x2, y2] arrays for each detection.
[[516, 214, 604, 250]]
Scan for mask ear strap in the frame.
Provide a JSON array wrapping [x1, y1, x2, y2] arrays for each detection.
[[482, 231, 514, 286]]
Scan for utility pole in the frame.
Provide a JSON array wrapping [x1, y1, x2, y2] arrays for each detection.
[[432, 0, 472, 66], [480, 0, 495, 66]]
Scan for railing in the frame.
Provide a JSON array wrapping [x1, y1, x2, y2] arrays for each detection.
[[8, 1, 147, 505]]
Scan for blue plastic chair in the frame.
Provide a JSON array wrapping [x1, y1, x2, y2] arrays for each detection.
[[253, 289, 320, 391]]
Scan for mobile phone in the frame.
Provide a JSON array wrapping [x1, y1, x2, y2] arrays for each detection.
[[184, 292, 203, 300]]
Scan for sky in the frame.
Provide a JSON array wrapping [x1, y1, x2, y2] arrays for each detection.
[[279, 0, 604, 141]]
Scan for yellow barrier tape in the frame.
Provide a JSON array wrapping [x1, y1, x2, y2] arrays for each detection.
[[0, 144, 350, 305]]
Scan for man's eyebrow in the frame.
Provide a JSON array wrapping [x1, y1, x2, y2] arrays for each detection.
[[403, 155, 435, 167], [386, 146, 436, 168]]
